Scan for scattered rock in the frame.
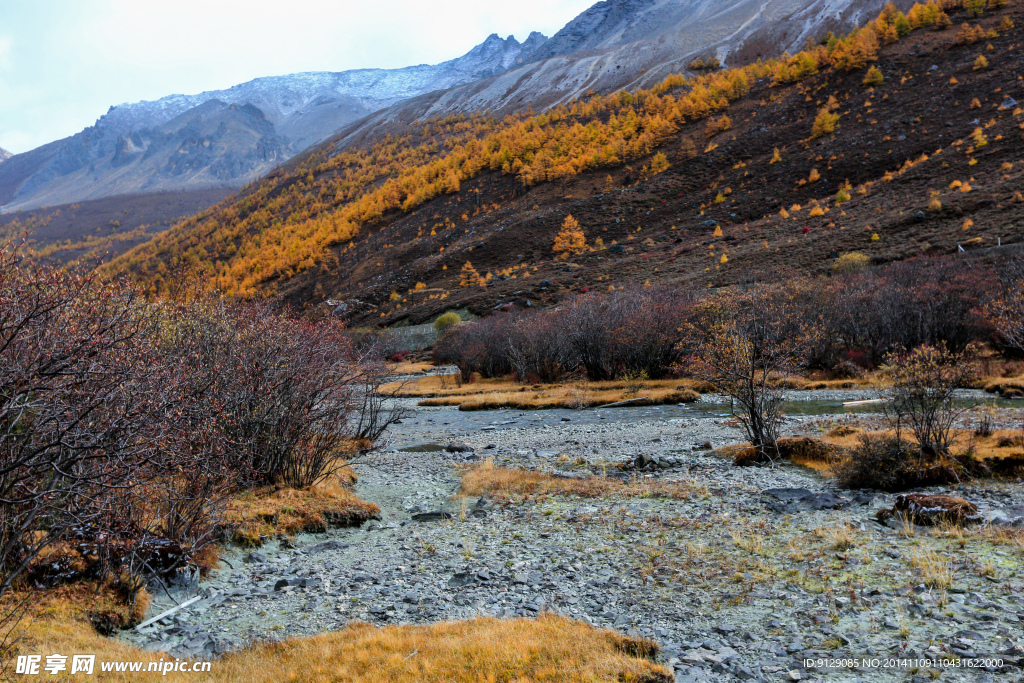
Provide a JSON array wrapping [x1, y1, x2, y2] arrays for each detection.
[[446, 442, 475, 453], [635, 454, 657, 470], [274, 578, 308, 591], [990, 515, 1024, 528]]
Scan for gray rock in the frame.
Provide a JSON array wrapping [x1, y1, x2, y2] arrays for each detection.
[[763, 487, 873, 513], [990, 515, 1024, 528], [305, 540, 350, 555], [635, 454, 657, 469], [448, 572, 476, 588], [411, 511, 454, 522]]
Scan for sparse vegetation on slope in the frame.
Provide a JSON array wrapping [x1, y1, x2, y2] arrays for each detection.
[[105, 1, 985, 305]]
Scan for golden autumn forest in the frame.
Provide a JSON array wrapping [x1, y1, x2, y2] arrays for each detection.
[[107, 0, 984, 297]]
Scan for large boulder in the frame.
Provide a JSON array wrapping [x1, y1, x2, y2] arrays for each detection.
[[876, 494, 981, 526]]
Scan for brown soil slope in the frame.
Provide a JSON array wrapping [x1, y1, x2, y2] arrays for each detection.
[[290, 6, 1024, 325], [114, 4, 1024, 325], [0, 189, 231, 266]]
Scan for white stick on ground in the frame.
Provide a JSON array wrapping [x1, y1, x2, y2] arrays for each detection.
[[135, 595, 203, 630]]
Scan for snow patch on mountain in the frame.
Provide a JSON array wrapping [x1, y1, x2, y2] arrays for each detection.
[[98, 33, 549, 142]]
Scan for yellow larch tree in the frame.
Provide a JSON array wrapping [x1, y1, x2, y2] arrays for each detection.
[[459, 261, 484, 287], [553, 214, 587, 258]]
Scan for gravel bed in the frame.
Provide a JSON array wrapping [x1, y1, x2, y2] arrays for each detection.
[[122, 403, 1024, 682]]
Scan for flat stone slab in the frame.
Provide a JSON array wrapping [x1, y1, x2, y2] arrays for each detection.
[[762, 487, 874, 513]]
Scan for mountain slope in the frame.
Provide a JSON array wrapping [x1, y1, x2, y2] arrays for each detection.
[[109, 0, 1024, 320], [3, 0, 913, 212], [0, 189, 233, 265], [0, 147, 11, 164], [0, 33, 549, 211], [324, 0, 914, 154]]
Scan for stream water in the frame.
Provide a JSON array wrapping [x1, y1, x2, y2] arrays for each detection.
[[389, 389, 1017, 449]]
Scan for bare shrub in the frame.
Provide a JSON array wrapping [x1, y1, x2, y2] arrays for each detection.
[[837, 345, 977, 491], [986, 261, 1024, 354], [1, 247, 163, 630], [159, 295, 387, 489], [830, 258, 993, 365], [684, 284, 820, 460], [504, 312, 573, 383], [434, 286, 693, 383], [834, 434, 964, 491], [564, 286, 694, 381], [883, 344, 976, 458], [433, 314, 514, 381]]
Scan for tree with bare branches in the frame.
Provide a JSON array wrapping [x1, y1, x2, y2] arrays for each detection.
[[683, 285, 819, 461]]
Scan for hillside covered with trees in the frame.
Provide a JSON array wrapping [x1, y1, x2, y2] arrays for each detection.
[[107, 0, 1023, 327]]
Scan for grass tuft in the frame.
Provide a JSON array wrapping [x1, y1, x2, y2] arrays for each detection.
[[460, 460, 706, 503], [387, 376, 700, 410], [222, 475, 378, 546]]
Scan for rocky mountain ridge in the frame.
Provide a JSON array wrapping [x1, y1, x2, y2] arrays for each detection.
[[327, 0, 911, 153], [0, 32, 549, 211], [0, 147, 11, 163], [3, 0, 911, 212], [97, 32, 551, 148]]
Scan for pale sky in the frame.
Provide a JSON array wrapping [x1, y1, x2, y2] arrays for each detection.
[[0, 0, 595, 154]]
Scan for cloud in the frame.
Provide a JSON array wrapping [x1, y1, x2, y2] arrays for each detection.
[[0, 36, 11, 71]]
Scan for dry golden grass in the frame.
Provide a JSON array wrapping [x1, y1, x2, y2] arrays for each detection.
[[222, 475, 378, 546], [9, 608, 671, 683], [460, 460, 706, 502], [980, 526, 1024, 553], [389, 367, 1024, 408], [720, 437, 843, 472], [799, 378, 878, 390], [813, 522, 860, 551], [389, 360, 434, 375], [982, 376, 1024, 397], [728, 425, 1024, 481], [385, 375, 701, 410], [969, 429, 1024, 461], [908, 548, 953, 589]]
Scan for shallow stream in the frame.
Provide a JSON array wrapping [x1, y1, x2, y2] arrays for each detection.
[[388, 389, 1016, 449]]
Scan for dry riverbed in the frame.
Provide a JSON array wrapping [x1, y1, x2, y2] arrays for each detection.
[[123, 398, 1024, 682]]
